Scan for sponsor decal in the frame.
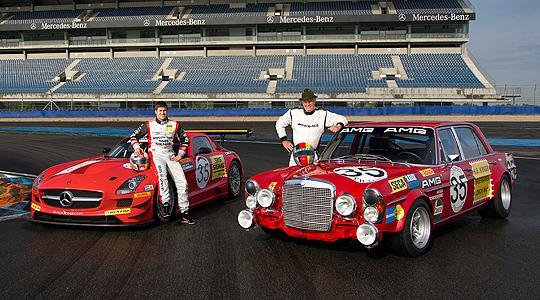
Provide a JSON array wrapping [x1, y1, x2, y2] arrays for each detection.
[[505, 153, 517, 181], [180, 158, 194, 171], [210, 155, 226, 179], [422, 176, 442, 189], [404, 174, 420, 189], [268, 182, 278, 192], [340, 127, 374, 134], [105, 208, 131, 216], [450, 166, 467, 213], [389, 177, 407, 194], [133, 191, 152, 199], [51, 210, 84, 216], [55, 160, 101, 175], [433, 198, 443, 222], [196, 156, 211, 189], [31, 202, 41, 211], [122, 163, 133, 170], [333, 166, 387, 183], [470, 160, 492, 204], [144, 185, 154, 191], [419, 168, 435, 177], [166, 124, 173, 133], [385, 204, 405, 224], [383, 128, 427, 135], [428, 189, 444, 201]]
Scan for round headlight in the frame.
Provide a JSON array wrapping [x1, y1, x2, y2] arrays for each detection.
[[245, 180, 259, 195], [356, 223, 379, 246], [363, 188, 383, 206], [335, 194, 357, 216], [256, 188, 275, 208], [363, 206, 379, 223], [238, 210, 255, 229], [245, 195, 257, 209]]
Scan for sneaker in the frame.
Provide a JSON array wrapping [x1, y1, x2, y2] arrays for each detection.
[[179, 212, 196, 225], [161, 202, 171, 218]]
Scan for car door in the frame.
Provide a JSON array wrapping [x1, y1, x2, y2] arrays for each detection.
[[189, 136, 215, 205], [453, 126, 494, 210], [437, 127, 470, 221]]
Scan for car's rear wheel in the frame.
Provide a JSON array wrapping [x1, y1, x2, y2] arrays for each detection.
[[387, 199, 432, 257], [154, 180, 176, 224], [479, 175, 511, 219], [227, 161, 242, 198]]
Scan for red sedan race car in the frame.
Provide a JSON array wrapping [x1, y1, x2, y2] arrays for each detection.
[[238, 122, 517, 256], [30, 131, 244, 226]]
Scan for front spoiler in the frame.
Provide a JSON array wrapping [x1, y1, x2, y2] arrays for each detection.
[[26, 215, 155, 228]]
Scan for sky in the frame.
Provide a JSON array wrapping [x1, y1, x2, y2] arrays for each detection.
[[468, 0, 540, 90]]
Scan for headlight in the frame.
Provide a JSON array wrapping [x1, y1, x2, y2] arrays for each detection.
[[363, 206, 379, 223], [245, 195, 257, 209], [363, 188, 385, 223], [32, 172, 45, 190], [256, 188, 275, 208], [245, 179, 259, 195], [116, 175, 147, 195], [238, 210, 256, 229], [335, 194, 357, 216], [356, 223, 379, 247]]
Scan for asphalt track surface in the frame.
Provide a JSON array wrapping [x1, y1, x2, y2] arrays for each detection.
[[0, 122, 539, 299]]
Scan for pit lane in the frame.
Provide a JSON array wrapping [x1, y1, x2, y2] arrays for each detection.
[[0, 122, 538, 299]]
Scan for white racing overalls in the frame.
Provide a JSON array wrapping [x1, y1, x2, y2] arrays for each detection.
[[130, 118, 190, 212]]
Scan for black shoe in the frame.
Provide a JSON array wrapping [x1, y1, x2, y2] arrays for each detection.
[[161, 202, 171, 218], [179, 212, 196, 225]]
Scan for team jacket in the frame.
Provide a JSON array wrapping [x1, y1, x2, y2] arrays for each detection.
[[129, 118, 190, 155], [275, 107, 348, 150]]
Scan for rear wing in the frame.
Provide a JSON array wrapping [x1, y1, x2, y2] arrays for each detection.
[[186, 129, 253, 143]]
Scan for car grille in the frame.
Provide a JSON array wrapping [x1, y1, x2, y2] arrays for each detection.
[[41, 189, 103, 209], [282, 178, 335, 232]]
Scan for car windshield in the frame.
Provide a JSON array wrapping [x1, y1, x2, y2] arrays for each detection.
[[320, 126, 436, 165], [107, 141, 148, 158]]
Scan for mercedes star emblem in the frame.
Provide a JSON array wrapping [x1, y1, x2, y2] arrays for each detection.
[[267, 16, 274, 24], [59, 191, 74, 207], [399, 14, 406, 21]]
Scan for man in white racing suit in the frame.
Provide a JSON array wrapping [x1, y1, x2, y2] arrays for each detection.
[[130, 101, 195, 225], [276, 89, 348, 166]]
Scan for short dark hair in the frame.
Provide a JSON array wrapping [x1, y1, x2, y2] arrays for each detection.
[[154, 101, 168, 110]]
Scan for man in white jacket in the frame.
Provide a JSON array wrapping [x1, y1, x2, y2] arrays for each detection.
[[276, 89, 348, 166]]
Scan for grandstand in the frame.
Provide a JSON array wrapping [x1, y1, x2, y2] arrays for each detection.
[[0, 0, 499, 109]]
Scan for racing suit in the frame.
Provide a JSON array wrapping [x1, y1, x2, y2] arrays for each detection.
[[276, 107, 348, 166], [129, 118, 190, 213]]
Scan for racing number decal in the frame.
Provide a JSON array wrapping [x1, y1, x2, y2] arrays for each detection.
[[334, 166, 388, 183], [196, 156, 211, 189], [450, 166, 467, 213]]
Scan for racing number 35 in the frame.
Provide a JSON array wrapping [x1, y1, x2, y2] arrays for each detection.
[[196, 156, 211, 189], [450, 166, 467, 213]]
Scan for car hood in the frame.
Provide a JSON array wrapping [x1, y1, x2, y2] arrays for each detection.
[[40, 157, 146, 190]]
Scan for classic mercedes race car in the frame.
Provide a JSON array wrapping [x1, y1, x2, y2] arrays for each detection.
[[238, 122, 517, 256], [30, 131, 245, 226]]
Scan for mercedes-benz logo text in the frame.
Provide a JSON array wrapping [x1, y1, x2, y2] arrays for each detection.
[[59, 191, 74, 207]]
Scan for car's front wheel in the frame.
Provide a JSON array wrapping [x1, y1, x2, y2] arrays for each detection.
[[387, 199, 433, 257], [479, 175, 511, 219]]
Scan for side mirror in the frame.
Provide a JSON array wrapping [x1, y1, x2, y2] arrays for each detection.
[[196, 147, 212, 155], [448, 154, 460, 162], [103, 147, 111, 154]]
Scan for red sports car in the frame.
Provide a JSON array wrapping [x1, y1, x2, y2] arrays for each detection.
[[238, 122, 517, 256], [30, 131, 244, 226]]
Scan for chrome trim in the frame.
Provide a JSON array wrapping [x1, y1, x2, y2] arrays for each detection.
[[42, 195, 102, 202]]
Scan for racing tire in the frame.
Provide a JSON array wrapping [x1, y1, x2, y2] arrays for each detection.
[[227, 160, 242, 199], [154, 180, 177, 224], [386, 199, 433, 257], [479, 175, 511, 219]]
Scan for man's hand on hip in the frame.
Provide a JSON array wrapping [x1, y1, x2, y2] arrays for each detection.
[[282, 140, 294, 152]]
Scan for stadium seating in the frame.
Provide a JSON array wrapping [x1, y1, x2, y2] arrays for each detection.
[[188, 4, 270, 18], [397, 54, 483, 88], [93, 7, 172, 21], [0, 59, 72, 93], [276, 55, 392, 93], [4, 10, 82, 24], [58, 58, 165, 93], [393, 0, 465, 14], [290, 1, 373, 16], [163, 56, 286, 93]]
